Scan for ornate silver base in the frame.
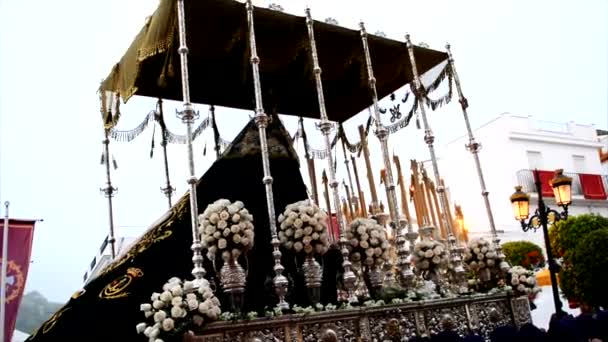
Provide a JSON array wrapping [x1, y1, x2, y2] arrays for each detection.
[[220, 257, 247, 313], [190, 294, 532, 342], [302, 253, 323, 305]]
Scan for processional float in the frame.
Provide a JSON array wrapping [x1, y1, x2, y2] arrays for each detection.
[[27, 1, 533, 341]]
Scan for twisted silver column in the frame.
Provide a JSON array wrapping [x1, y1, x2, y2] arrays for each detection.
[[359, 23, 411, 288], [175, 0, 205, 282], [246, 0, 289, 309], [445, 44, 508, 271], [306, 8, 357, 303], [100, 132, 117, 259], [405, 35, 465, 277]]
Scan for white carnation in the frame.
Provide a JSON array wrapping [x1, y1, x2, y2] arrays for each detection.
[[162, 318, 175, 332]]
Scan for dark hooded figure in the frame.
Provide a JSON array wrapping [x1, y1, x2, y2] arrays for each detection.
[[489, 325, 517, 342], [462, 334, 484, 342], [517, 323, 549, 342], [431, 330, 464, 342]]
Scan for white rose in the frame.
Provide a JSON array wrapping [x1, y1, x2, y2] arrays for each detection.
[[487, 259, 495, 267], [294, 219, 304, 229], [517, 284, 526, 292], [141, 303, 152, 312], [209, 213, 219, 224], [213, 231, 222, 239], [160, 291, 173, 303], [220, 211, 230, 221], [304, 244, 314, 254], [285, 229, 294, 237], [425, 250, 434, 258], [218, 239, 227, 249], [232, 248, 242, 258], [218, 220, 228, 229], [136, 322, 147, 334], [278, 214, 285, 223], [241, 237, 251, 246], [227, 205, 239, 215], [360, 241, 369, 249], [315, 224, 324, 232], [312, 232, 320, 240], [171, 296, 182, 306], [187, 298, 198, 311], [309, 218, 318, 226], [171, 306, 184, 318], [294, 229, 304, 239], [154, 311, 167, 323], [294, 241, 303, 252], [162, 318, 175, 332], [149, 327, 160, 339], [473, 248, 481, 254], [239, 221, 248, 230], [511, 278, 519, 286], [300, 214, 311, 222], [370, 237, 379, 246], [366, 248, 374, 257], [153, 300, 165, 309], [170, 286, 183, 297], [303, 226, 313, 236]]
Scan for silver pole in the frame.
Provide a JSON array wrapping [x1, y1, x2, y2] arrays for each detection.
[[0, 201, 9, 342], [405, 34, 465, 276], [445, 44, 509, 271], [305, 8, 357, 303], [175, 0, 205, 282], [359, 22, 415, 287], [101, 133, 117, 259], [246, 0, 289, 309]]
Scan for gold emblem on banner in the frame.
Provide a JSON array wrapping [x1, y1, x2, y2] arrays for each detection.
[[0, 259, 25, 303], [99, 267, 144, 300]]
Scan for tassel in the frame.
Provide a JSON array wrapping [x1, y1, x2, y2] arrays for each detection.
[[112, 155, 118, 170], [150, 123, 156, 159], [100, 152, 105, 165], [203, 142, 207, 156], [416, 114, 421, 129]]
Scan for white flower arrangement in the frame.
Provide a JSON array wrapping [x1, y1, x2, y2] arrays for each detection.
[[413, 280, 441, 300], [463, 238, 499, 271], [198, 199, 254, 261], [277, 200, 330, 255], [346, 218, 391, 267], [136, 277, 221, 342], [508, 266, 541, 298], [412, 240, 448, 272]]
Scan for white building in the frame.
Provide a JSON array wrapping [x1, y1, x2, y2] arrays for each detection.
[[82, 235, 137, 285], [441, 113, 608, 248]]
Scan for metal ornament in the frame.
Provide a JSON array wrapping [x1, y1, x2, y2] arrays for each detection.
[[396, 218, 415, 287], [404, 34, 465, 278], [175, 0, 205, 283], [246, 0, 289, 309], [302, 253, 323, 305], [156, 101, 175, 209], [444, 44, 508, 273], [360, 22, 409, 289], [100, 133, 117, 259], [220, 257, 247, 313], [305, 7, 357, 303]]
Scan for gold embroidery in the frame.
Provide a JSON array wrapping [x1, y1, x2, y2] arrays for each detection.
[[32, 306, 70, 336], [71, 289, 86, 300], [99, 267, 144, 299]]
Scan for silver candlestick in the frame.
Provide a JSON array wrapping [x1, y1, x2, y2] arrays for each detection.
[[100, 133, 117, 259], [445, 44, 509, 272], [359, 22, 409, 289], [305, 8, 357, 303], [246, 0, 289, 309], [404, 34, 465, 277], [396, 218, 415, 287], [175, 0, 205, 282]]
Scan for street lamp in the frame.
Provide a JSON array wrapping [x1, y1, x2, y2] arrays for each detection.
[[510, 169, 572, 316]]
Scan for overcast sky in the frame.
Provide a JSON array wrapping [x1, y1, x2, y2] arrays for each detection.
[[0, 0, 606, 303]]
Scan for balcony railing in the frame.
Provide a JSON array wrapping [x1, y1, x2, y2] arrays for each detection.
[[516, 169, 608, 200]]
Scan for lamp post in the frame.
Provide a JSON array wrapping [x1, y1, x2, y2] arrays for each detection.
[[510, 169, 572, 316]]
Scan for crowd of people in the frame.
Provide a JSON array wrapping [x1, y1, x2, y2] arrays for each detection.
[[407, 309, 608, 342]]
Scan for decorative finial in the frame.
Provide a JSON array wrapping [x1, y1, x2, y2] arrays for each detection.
[[3, 201, 8, 208]]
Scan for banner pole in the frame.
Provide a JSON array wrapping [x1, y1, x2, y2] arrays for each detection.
[[1, 201, 10, 342]]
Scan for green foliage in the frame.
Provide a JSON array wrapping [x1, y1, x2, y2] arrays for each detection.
[[549, 214, 608, 259], [16, 291, 64, 334], [568, 229, 608, 308], [501, 240, 545, 270]]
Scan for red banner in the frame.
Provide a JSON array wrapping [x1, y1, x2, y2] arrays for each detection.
[[0, 219, 36, 342], [578, 173, 607, 200], [536, 170, 555, 197]]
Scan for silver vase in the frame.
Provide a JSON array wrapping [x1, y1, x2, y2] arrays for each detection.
[[302, 253, 323, 305], [351, 261, 370, 300], [220, 256, 247, 313], [367, 264, 384, 299]]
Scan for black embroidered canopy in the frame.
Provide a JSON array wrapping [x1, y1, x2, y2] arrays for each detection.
[[99, 0, 448, 125]]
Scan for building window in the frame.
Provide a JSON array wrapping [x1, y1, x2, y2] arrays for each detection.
[[573, 155, 585, 173], [526, 151, 542, 169]]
